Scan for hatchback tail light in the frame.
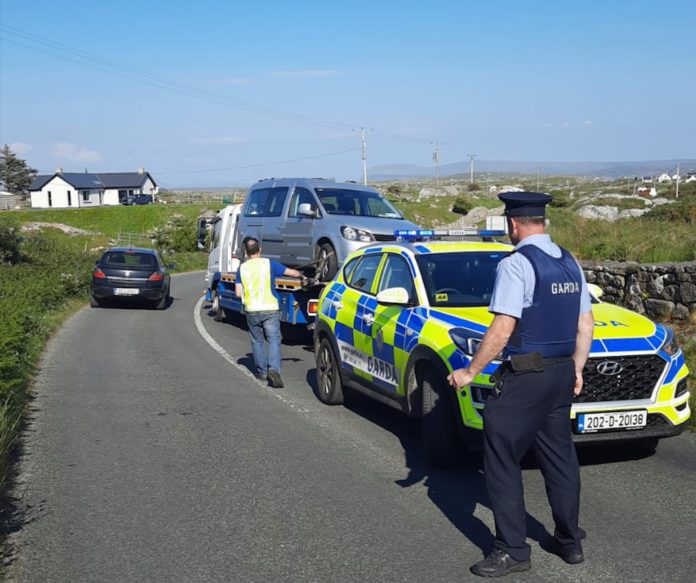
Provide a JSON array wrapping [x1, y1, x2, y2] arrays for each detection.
[[148, 271, 164, 282], [94, 268, 106, 279]]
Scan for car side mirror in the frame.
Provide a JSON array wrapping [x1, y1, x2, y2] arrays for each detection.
[[588, 283, 603, 299], [376, 287, 410, 306], [298, 203, 316, 218]]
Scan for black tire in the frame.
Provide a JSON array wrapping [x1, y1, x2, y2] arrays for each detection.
[[154, 290, 168, 310], [421, 368, 460, 468], [317, 242, 338, 282], [212, 290, 224, 322], [315, 337, 344, 405], [89, 295, 101, 308]]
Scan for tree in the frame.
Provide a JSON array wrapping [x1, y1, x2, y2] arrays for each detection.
[[0, 145, 38, 200], [452, 195, 474, 215]]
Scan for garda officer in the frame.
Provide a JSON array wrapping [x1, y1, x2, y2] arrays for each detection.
[[235, 237, 305, 388], [448, 192, 595, 578]]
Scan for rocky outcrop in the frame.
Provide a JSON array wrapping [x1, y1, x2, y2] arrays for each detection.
[[581, 261, 696, 321]]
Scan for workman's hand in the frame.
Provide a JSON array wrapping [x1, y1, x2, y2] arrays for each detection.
[[448, 368, 475, 390], [574, 371, 584, 396]]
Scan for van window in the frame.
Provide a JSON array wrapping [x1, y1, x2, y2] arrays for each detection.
[[288, 187, 316, 217], [315, 188, 402, 218], [347, 254, 383, 294], [244, 188, 271, 216], [244, 187, 288, 217]]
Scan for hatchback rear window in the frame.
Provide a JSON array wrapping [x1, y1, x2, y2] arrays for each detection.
[[102, 252, 158, 268]]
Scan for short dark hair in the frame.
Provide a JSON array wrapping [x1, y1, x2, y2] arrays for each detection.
[[510, 216, 546, 227], [244, 237, 260, 255]]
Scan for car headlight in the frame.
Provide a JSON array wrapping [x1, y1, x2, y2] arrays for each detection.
[[449, 328, 482, 356], [661, 327, 681, 356], [341, 226, 374, 242]]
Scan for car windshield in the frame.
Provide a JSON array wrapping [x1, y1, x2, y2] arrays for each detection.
[[315, 188, 403, 218], [416, 251, 509, 307], [102, 251, 158, 268]]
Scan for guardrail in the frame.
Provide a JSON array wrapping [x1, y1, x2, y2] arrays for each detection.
[[115, 231, 155, 247], [158, 192, 245, 205]]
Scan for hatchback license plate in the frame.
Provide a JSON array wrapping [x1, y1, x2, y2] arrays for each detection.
[[114, 288, 139, 296], [577, 410, 647, 433]]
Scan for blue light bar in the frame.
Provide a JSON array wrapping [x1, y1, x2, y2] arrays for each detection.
[[394, 229, 507, 239]]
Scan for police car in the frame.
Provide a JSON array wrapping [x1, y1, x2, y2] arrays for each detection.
[[313, 230, 690, 466]]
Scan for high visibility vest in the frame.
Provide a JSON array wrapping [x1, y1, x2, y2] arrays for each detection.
[[239, 257, 279, 312]]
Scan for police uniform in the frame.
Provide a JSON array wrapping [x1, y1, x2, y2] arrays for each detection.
[[482, 192, 591, 567]]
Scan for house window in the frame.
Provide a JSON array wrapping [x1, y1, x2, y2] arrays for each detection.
[[48, 191, 52, 207], [67, 191, 72, 206], [82, 190, 90, 202]]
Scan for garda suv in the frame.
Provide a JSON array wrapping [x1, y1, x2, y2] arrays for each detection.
[[237, 178, 418, 281], [91, 247, 171, 310], [313, 231, 690, 466]]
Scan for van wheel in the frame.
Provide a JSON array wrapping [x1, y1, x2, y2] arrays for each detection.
[[315, 338, 344, 405], [421, 368, 460, 468], [317, 243, 338, 282]]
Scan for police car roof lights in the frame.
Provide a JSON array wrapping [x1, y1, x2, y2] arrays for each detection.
[[394, 229, 508, 240]]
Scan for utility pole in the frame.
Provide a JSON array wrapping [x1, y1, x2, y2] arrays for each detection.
[[676, 163, 680, 199], [354, 127, 371, 185], [467, 153, 477, 184], [432, 142, 441, 185], [537, 169, 541, 191]]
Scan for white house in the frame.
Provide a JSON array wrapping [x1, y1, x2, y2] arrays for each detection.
[[29, 167, 158, 209], [686, 175, 696, 184], [657, 173, 672, 183]]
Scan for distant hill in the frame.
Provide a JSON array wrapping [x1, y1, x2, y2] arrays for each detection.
[[370, 159, 696, 180]]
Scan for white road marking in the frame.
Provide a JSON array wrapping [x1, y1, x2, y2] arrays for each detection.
[[193, 296, 310, 413]]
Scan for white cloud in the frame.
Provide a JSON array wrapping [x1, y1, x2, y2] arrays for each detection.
[[584, 120, 593, 126], [9, 142, 33, 155], [52, 142, 102, 163], [265, 69, 341, 78], [561, 121, 570, 128], [190, 136, 247, 145]]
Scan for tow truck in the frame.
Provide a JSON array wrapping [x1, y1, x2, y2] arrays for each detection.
[[202, 203, 325, 328]]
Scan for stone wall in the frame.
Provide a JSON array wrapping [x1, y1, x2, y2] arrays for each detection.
[[581, 261, 696, 321]]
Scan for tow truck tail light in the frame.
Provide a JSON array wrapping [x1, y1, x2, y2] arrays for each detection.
[[94, 268, 106, 279], [307, 299, 319, 316], [148, 271, 164, 282]]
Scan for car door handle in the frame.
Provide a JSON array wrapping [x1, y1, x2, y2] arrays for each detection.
[[332, 300, 343, 310], [363, 313, 375, 325]]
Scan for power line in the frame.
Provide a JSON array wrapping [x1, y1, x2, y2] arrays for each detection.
[[0, 24, 354, 131], [152, 146, 362, 175]]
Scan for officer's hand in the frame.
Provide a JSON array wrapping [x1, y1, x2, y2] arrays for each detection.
[[574, 371, 584, 396], [448, 368, 474, 390]]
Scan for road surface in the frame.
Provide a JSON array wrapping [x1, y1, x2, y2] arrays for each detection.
[[5, 273, 696, 582]]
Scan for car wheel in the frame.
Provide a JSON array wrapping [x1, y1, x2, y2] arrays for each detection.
[[154, 290, 168, 310], [317, 243, 338, 282], [89, 295, 101, 308], [421, 368, 460, 468], [212, 290, 224, 322], [315, 338, 344, 405]]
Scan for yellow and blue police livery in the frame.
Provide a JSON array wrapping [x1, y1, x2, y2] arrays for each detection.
[[313, 230, 690, 466]]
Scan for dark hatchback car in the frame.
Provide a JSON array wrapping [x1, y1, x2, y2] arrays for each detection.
[[91, 247, 171, 309]]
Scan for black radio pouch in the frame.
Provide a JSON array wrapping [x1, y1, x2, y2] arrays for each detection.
[[509, 352, 545, 375]]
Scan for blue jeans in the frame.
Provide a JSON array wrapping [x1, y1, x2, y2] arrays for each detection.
[[246, 310, 282, 376]]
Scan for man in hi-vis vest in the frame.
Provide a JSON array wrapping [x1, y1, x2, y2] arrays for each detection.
[[236, 237, 305, 388]]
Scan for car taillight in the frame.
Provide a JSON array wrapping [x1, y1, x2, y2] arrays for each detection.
[[94, 268, 106, 279], [148, 271, 164, 281], [307, 299, 318, 315]]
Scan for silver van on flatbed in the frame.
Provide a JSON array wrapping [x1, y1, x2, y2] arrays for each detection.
[[237, 178, 419, 280]]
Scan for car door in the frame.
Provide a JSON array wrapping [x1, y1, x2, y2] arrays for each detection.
[[259, 186, 290, 261], [370, 253, 418, 393], [279, 186, 319, 266], [336, 252, 385, 381]]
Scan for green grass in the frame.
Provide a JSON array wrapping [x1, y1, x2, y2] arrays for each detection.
[[387, 194, 503, 227]]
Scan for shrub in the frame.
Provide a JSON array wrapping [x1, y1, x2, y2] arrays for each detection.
[[0, 216, 21, 264], [452, 196, 474, 215], [647, 201, 696, 224], [467, 182, 480, 192], [549, 190, 572, 208], [150, 214, 198, 252]]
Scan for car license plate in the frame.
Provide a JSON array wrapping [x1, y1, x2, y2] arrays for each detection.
[[114, 288, 139, 296], [577, 410, 647, 433]]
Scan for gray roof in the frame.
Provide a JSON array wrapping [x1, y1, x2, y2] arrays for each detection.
[[29, 171, 156, 191]]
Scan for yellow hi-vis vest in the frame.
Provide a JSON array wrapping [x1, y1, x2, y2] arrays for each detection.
[[239, 257, 279, 312]]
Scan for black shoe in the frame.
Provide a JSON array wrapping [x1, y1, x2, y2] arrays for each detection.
[[470, 549, 531, 578], [254, 373, 268, 382], [553, 543, 584, 565], [267, 370, 284, 388]]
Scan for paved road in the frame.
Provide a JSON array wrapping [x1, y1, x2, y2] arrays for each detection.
[[5, 273, 696, 582]]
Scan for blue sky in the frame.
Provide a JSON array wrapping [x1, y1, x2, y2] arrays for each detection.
[[1, 0, 694, 186]]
